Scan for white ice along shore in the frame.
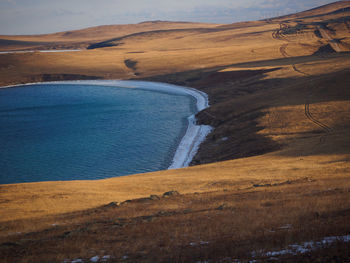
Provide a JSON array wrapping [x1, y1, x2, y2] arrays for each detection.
[[2, 80, 213, 169]]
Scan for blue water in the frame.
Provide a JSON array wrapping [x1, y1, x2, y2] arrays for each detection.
[[0, 83, 196, 184]]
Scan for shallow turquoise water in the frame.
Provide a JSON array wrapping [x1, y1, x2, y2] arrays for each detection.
[[0, 83, 195, 184]]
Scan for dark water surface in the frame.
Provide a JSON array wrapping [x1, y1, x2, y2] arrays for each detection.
[[0, 83, 195, 184]]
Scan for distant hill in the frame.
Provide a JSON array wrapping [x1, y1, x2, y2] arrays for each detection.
[[1, 1, 350, 51], [0, 21, 220, 51], [273, 0, 350, 20]]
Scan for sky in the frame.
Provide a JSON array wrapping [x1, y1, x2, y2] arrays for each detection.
[[0, 0, 338, 35]]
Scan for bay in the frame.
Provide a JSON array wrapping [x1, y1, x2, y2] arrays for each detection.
[[0, 83, 196, 184]]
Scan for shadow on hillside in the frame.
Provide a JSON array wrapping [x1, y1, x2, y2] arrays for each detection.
[[141, 53, 350, 164]]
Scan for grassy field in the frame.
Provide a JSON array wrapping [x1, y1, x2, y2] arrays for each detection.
[[1, 1, 350, 262]]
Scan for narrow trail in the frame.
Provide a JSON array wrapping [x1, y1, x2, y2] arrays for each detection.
[[304, 102, 333, 133], [279, 43, 289, 57], [272, 23, 333, 143], [272, 23, 289, 41]]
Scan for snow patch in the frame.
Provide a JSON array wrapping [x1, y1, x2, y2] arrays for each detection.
[[254, 234, 350, 258], [190, 241, 210, 246], [278, 224, 292, 230], [89, 256, 99, 262]]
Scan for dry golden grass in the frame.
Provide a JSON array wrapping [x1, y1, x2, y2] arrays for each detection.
[[1, 152, 349, 224], [0, 19, 315, 86], [1, 167, 349, 262]]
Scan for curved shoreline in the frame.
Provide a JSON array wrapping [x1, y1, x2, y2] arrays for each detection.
[[1, 80, 212, 171]]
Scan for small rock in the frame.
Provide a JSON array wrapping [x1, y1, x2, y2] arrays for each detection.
[[149, 195, 160, 200], [120, 200, 131, 206], [105, 202, 119, 208], [163, 190, 179, 197], [71, 259, 84, 263], [216, 204, 227, 210], [279, 224, 292, 230]]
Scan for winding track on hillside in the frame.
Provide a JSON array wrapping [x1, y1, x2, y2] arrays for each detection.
[[272, 22, 333, 143]]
